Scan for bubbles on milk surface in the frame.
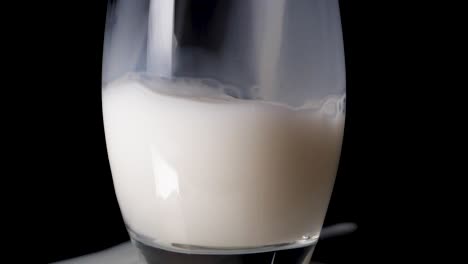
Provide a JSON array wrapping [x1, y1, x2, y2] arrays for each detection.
[[106, 72, 345, 115], [111, 72, 239, 101]]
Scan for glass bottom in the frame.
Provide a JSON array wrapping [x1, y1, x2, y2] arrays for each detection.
[[129, 230, 315, 264]]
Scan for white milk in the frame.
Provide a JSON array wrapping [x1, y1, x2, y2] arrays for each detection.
[[102, 73, 344, 251]]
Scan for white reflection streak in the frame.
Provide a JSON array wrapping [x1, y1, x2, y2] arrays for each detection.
[[147, 0, 175, 77], [151, 146, 179, 199]]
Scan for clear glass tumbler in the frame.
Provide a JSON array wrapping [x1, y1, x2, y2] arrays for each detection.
[[102, 0, 345, 263]]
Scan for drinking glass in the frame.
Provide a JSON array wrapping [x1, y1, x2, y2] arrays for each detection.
[[102, 0, 345, 263]]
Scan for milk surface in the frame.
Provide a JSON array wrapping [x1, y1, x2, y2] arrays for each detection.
[[102, 73, 344, 251]]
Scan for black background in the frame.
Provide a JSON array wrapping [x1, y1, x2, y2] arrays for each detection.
[[40, 1, 387, 263]]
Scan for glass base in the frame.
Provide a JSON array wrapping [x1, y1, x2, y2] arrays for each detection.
[[130, 233, 315, 264]]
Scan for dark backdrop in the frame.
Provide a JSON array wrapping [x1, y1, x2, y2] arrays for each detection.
[[44, 1, 371, 263]]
